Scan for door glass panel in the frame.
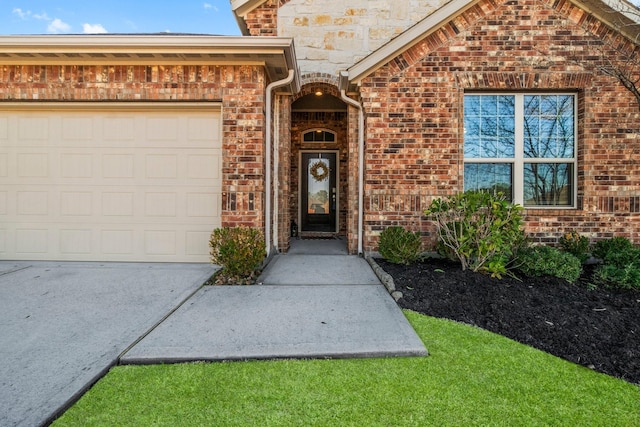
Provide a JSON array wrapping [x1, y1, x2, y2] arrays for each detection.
[[307, 158, 330, 214]]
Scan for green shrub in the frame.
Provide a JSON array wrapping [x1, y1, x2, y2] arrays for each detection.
[[593, 263, 640, 290], [209, 226, 266, 284], [425, 190, 525, 275], [379, 226, 422, 265], [517, 245, 582, 283], [558, 231, 590, 263], [591, 238, 640, 289], [592, 236, 634, 261]]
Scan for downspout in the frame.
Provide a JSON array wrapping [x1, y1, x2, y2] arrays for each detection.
[[265, 69, 295, 256], [340, 88, 364, 255]]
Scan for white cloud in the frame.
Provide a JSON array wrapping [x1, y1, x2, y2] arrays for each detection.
[[13, 8, 50, 20], [48, 18, 71, 33], [83, 23, 108, 34], [12, 8, 28, 19], [203, 2, 218, 12], [33, 12, 50, 21]]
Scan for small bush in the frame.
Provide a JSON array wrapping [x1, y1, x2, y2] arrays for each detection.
[[593, 263, 640, 290], [592, 236, 634, 261], [558, 231, 590, 263], [591, 238, 640, 289], [517, 245, 582, 283], [425, 190, 525, 274], [379, 226, 422, 265], [209, 226, 266, 284]]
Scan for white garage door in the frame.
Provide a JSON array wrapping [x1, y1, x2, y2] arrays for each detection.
[[0, 104, 222, 262]]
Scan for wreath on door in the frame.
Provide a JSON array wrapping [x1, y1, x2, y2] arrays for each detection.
[[310, 160, 330, 182]]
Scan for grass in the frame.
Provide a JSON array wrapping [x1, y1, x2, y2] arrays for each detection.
[[54, 311, 640, 426]]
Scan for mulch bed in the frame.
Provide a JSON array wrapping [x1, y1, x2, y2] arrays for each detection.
[[377, 257, 640, 385]]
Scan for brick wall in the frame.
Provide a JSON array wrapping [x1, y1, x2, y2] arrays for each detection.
[[275, 95, 292, 251], [0, 63, 267, 230], [358, 0, 640, 251], [243, 0, 280, 36]]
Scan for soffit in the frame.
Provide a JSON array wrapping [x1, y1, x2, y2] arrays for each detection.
[[0, 34, 300, 92], [341, 0, 640, 89]]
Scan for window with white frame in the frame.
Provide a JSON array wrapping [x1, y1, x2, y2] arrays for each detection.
[[463, 93, 577, 207]]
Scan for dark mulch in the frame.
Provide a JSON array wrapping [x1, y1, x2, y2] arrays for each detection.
[[377, 257, 640, 385]]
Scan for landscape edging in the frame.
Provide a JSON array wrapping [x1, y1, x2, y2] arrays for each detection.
[[365, 254, 403, 301]]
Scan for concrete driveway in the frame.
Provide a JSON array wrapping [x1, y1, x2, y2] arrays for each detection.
[[0, 261, 217, 427]]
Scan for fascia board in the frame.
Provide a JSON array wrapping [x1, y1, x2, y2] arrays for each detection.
[[231, 0, 269, 17], [576, 0, 640, 42], [0, 35, 293, 51]]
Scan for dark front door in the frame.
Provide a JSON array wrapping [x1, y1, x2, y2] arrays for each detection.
[[301, 152, 337, 233]]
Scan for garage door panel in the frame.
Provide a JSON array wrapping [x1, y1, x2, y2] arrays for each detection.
[[61, 153, 94, 178], [60, 229, 93, 254], [18, 116, 50, 141], [15, 229, 49, 254], [0, 191, 7, 215], [103, 117, 135, 142], [60, 192, 93, 216], [1, 108, 222, 262]]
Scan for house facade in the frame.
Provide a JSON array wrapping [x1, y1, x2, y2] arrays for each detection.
[[235, 0, 640, 254], [1, 0, 639, 262]]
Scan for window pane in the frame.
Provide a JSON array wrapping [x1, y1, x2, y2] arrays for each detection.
[[464, 95, 515, 158], [523, 163, 573, 206], [464, 163, 513, 200], [524, 95, 574, 159], [303, 130, 336, 142]]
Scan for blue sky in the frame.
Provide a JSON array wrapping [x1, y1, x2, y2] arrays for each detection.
[[2, 1, 241, 35]]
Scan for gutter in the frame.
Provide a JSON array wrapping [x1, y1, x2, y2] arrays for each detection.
[[339, 71, 365, 255], [265, 69, 295, 256]]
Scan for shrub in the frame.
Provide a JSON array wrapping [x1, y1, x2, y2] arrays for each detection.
[[591, 237, 640, 289], [425, 190, 525, 275], [558, 231, 590, 263], [379, 226, 422, 265], [209, 226, 266, 284], [517, 245, 582, 283], [592, 236, 634, 261], [593, 263, 640, 290]]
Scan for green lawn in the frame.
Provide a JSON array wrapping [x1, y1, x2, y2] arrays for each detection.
[[54, 311, 640, 426]]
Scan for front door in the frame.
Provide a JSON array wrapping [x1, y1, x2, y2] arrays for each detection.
[[301, 152, 337, 233]]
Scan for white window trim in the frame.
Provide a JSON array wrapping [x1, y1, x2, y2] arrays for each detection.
[[463, 93, 578, 209]]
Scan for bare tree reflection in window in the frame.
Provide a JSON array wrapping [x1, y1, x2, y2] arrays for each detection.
[[523, 95, 574, 205]]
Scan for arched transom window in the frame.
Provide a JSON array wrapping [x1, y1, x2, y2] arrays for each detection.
[[302, 129, 336, 143]]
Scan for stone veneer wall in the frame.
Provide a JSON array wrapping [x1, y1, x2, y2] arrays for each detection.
[[358, 0, 640, 251], [0, 64, 268, 230], [242, 0, 448, 76], [277, 0, 447, 76]]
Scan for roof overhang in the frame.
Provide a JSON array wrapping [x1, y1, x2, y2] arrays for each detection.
[[575, 0, 640, 42], [340, 0, 640, 90], [231, 0, 270, 35], [0, 34, 300, 93]]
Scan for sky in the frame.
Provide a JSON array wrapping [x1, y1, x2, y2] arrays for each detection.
[[1, 0, 241, 35]]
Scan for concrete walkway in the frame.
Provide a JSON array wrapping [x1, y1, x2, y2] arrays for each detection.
[[0, 239, 427, 426], [0, 262, 216, 427], [123, 240, 427, 363]]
